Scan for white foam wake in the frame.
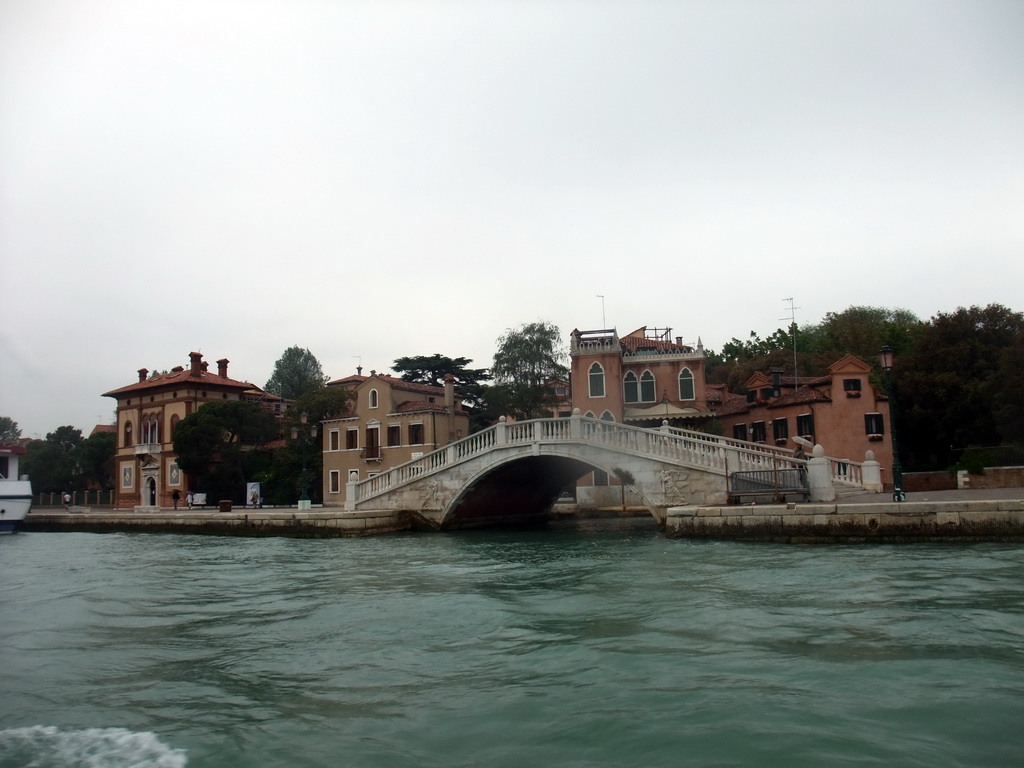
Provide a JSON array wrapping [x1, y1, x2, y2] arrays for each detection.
[[0, 726, 187, 768]]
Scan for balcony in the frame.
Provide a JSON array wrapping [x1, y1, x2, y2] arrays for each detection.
[[134, 443, 161, 456]]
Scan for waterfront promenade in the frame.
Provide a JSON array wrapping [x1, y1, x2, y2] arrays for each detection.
[[22, 487, 1024, 541]]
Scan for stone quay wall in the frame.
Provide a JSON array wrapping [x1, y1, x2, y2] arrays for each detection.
[[25, 508, 412, 537], [665, 499, 1024, 542]]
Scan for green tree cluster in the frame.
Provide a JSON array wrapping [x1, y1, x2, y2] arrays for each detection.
[[20, 426, 116, 493], [265, 346, 328, 400]]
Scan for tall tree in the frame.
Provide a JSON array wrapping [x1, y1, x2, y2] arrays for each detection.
[[265, 346, 328, 400], [897, 304, 1024, 470], [0, 416, 21, 443], [489, 321, 568, 420], [173, 401, 280, 502], [392, 353, 491, 411], [22, 426, 85, 493]]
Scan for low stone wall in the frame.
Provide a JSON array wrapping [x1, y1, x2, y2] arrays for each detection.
[[959, 466, 1024, 490], [903, 471, 956, 492], [24, 508, 412, 537], [665, 499, 1024, 542]]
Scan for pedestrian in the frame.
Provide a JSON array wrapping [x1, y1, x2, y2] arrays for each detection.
[[793, 444, 806, 461], [186, 491, 194, 509], [250, 490, 259, 509], [172, 489, 180, 510], [62, 492, 71, 510]]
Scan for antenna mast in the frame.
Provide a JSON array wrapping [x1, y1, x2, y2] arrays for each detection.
[[781, 298, 800, 384]]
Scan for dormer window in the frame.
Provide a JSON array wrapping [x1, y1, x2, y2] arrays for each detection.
[[844, 379, 862, 397]]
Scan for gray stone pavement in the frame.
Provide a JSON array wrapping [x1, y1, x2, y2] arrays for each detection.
[[836, 487, 1024, 504]]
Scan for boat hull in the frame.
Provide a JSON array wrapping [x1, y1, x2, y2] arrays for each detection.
[[0, 480, 33, 534]]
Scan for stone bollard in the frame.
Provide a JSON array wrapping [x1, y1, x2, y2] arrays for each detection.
[[861, 450, 883, 493], [807, 444, 836, 502]]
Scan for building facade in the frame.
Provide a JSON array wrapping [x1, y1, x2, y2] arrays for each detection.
[[321, 371, 470, 506], [710, 354, 896, 484], [102, 352, 253, 509], [569, 326, 712, 427]]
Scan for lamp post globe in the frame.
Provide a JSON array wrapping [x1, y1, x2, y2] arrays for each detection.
[[878, 345, 905, 502]]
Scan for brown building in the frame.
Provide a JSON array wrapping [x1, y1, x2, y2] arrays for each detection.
[[710, 354, 896, 484], [569, 326, 712, 427], [102, 352, 253, 509], [321, 371, 470, 505]]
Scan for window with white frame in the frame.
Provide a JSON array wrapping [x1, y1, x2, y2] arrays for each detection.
[[678, 368, 695, 400], [588, 363, 605, 397], [639, 371, 656, 402], [865, 413, 884, 436], [772, 418, 789, 443], [623, 372, 639, 403], [329, 470, 341, 494], [329, 429, 340, 451], [369, 389, 379, 409]]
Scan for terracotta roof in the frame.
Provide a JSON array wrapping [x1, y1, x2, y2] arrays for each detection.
[[327, 375, 367, 387], [620, 335, 693, 354], [103, 368, 251, 398], [390, 400, 459, 415], [769, 386, 832, 408], [713, 392, 753, 417], [0, 442, 27, 455]]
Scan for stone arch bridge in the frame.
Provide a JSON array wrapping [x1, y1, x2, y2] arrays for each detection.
[[342, 413, 826, 530]]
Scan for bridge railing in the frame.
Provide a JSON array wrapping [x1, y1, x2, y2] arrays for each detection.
[[347, 414, 808, 508]]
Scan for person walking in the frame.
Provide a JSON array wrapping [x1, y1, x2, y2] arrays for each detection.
[[62, 492, 71, 510], [172, 489, 180, 510], [186, 491, 194, 509]]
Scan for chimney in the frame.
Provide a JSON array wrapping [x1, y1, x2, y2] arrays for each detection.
[[202, 361, 209, 372], [217, 358, 229, 378], [357, 365, 363, 376], [189, 352, 203, 377], [444, 373, 455, 409], [138, 368, 148, 382]]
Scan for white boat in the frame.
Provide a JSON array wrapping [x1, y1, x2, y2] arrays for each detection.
[[0, 444, 32, 534]]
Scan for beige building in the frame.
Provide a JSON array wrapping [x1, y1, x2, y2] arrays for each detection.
[[102, 352, 252, 509], [321, 371, 470, 505]]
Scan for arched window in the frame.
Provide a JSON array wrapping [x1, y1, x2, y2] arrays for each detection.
[[623, 372, 638, 403], [124, 420, 133, 448], [170, 414, 180, 440], [640, 371, 656, 402], [369, 389, 379, 409], [678, 368, 695, 400], [600, 411, 615, 422], [588, 363, 605, 398]]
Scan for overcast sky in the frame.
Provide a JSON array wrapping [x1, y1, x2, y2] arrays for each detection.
[[2, 0, 1022, 438]]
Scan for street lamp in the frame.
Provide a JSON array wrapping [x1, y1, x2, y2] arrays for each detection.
[[878, 345, 905, 502], [290, 411, 319, 509]]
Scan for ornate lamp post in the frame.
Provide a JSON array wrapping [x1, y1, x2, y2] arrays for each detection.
[[290, 411, 318, 509], [879, 345, 906, 502]]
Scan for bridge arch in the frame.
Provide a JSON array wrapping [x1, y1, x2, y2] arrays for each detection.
[[437, 447, 660, 529]]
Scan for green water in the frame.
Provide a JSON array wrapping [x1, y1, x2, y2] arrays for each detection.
[[2, 526, 1022, 767]]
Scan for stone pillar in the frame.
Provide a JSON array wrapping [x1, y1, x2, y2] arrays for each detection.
[[807, 444, 836, 502], [345, 481, 358, 510], [495, 415, 508, 445], [861, 450, 883, 493], [569, 408, 582, 440]]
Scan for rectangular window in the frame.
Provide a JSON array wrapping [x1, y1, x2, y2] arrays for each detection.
[[329, 429, 340, 451], [796, 413, 814, 438], [773, 418, 789, 442], [329, 470, 340, 494], [865, 413, 884, 436], [346, 428, 358, 450], [746, 391, 756, 403], [593, 469, 609, 486], [387, 425, 401, 447], [623, 376, 639, 403], [751, 421, 766, 442], [409, 423, 424, 445], [760, 388, 777, 400], [844, 378, 862, 392], [732, 424, 748, 441]]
